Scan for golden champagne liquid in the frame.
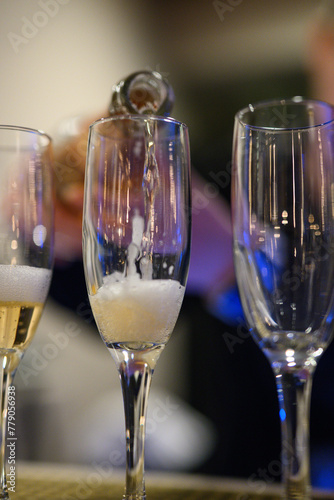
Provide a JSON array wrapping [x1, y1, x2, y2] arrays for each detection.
[[0, 301, 43, 351]]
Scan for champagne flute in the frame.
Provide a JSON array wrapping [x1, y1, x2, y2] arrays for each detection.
[[83, 115, 191, 499], [232, 98, 334, 499], [0, 125, 53, 499]]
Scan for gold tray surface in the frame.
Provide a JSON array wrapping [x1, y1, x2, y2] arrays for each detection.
[[9, 463, 334, 500]]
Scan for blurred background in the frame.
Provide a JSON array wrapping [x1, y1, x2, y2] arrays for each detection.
[[1, 0, 334, 491], [0, 0, 319, 168]]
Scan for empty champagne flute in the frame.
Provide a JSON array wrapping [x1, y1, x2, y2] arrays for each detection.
[[232, 98, 334, 499], [83, 115, 191, 499], [0, 125, 53, 498]]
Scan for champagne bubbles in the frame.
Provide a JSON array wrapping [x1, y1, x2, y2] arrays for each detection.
[[0, 265, 51, 302]]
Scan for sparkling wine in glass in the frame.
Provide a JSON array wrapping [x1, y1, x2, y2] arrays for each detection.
[[232, 98, 334, 499], [83, 114, 191, 499], [0, 125, 53, 498]]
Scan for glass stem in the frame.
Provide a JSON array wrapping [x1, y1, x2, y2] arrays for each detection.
[[111, 345, 163, 500], [274, 367, 313, 500], [0, 357, 13, 500]]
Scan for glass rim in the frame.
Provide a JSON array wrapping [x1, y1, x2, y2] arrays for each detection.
[[0, 124, 52, 142], [235, 97, 334, 131], [89, 114, 188, 130]]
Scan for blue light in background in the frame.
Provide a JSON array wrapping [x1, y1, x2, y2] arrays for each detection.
[[243, 230, 250, 247], [311, 447, 334, 489], [210, 285, 245, 327], [279, 408, 286, 422]]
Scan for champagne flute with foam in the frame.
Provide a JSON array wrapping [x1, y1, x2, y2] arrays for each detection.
[[0, 125, 53, 499], [83, 111, 191, 499]]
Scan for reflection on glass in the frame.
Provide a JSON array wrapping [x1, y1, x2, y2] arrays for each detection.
[[232, 98, 334, 499]]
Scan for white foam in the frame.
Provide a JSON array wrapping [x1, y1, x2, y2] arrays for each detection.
[[0, 265, 52, 303], [90, 277, 185, 344]]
